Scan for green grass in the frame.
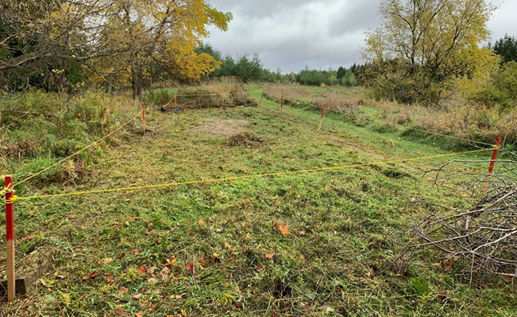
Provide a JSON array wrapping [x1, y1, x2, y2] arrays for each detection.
[[0, 86, 515, 316]]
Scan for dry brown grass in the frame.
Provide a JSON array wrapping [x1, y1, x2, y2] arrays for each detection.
[[410, 103, 517, 143], [263, 86, 363, 113], [173, 84, 256, 109], [263, 85, 517, 145]]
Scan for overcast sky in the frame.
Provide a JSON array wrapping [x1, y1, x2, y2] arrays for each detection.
[[206, 0, 517, 73]]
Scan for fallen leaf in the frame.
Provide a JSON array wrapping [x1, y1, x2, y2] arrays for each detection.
[[118, 288, 129, 295], [136, 312, 144, 317], [198, 219, 205, 226], [107, 277, 114, 283], [161, 267, 170, 280], [114, 308, 126, 316], [211, 253, 222, 263], [144, 230, 155, 235], [437, 293, 447, 300], [21, 235, 32, 242], [265, 253, 275, 259], [185, 262, 194, 273], [279, 225, 288, 235], [148, 223, 153, 227], [139, 265, 146, 273], [83, 272, 98, 280], [130, 249, 139, 254], [299, 231, 306, 236], [169, 295, 182, 300], [148, 277, 158, 285], [125, 221, 130, 227], [147, 266, 157, 275], [102, 258, 113, 265], [133, 293, 143, 300]]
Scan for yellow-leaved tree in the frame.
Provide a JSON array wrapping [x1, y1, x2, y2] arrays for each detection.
[[92, 0, 232, 100], [362, 0, 499, 105], [0, 0, 232, 97]]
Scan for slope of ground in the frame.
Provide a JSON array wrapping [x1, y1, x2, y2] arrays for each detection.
[[1, 86, 514, 316]]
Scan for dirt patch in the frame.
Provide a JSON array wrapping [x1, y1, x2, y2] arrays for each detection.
[[191, 117, 249, 137], [227, 133, 265, 148]]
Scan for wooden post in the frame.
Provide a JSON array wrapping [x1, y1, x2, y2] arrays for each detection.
[[318, 104, 326, 131], [280, 96, 283, 113], [260, 91, 264, 106], [4, 175, 15, 302], [141, 103, 146, 134], [174, 93, 177, 107]]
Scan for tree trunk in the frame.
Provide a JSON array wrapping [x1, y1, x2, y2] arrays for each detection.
[[130, 51, 144, 102]]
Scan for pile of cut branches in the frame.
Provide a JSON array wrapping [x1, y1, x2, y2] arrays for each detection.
[[404, 156, 516, 285]]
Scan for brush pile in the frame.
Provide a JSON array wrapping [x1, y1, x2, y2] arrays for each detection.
[[404, 155, 517, 284]]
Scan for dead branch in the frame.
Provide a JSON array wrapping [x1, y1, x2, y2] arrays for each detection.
[[403, 157, 517, 285]]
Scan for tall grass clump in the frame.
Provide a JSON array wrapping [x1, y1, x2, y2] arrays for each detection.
[[263, 86, 364, 114], [1, 90, 137, 186], [144, 88, 176, 106], [149, 84, 256, 109]]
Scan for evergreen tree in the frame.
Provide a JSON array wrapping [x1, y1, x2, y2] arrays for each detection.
[[492, 34, 517, 64]]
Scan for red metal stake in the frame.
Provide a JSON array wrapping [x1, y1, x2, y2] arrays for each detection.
[[4, 175, 15, 302], [488, 137, 502, 174], [280, 96, 283, 113], [318, 104, 326, 130], [484, 137, 502, 194]]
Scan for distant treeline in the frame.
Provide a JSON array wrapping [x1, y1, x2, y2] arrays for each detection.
[[198, 34, 517, 99], [195, 44, 366, 87]]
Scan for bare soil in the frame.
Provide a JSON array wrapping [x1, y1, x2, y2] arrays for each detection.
[[191, 117, 249, 136]]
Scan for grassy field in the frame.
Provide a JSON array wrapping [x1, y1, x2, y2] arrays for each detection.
[[1, 85, 515, 316]]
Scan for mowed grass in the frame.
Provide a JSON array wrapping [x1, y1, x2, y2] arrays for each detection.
[[1, 86, 515, 316]]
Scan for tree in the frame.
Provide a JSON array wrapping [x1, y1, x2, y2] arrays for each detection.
[[219, 54, 237, 77], [235, 54, 263, 83], [0, 0, 233, 99], [363, 0, 498, 105], [94, 0, 232, 100], [342, 69, 358, 87], [492, 34, 517, 64], [0, 0, 117, 92], [194, 43, 223, 78], [336, 66, 346, 84]]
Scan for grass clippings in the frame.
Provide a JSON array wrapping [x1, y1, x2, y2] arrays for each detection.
[[0, 85, 515, 317]]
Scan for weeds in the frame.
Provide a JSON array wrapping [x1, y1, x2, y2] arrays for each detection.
[[263, 85, 517, 146], [0, 85, 515, 316]]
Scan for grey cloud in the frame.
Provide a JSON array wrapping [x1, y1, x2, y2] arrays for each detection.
[[209, 0, 318, 18], [206, 0, 515, 73], [328, 0, 380, 37]]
